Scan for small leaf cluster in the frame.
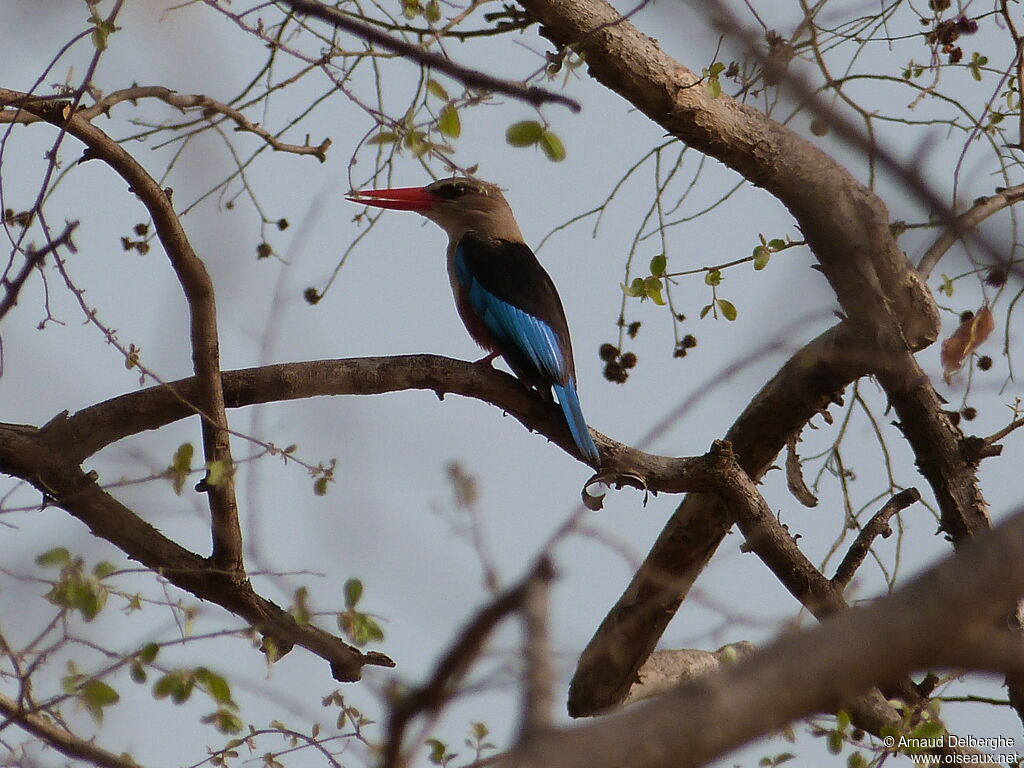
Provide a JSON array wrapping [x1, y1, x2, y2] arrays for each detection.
[[703, 61, 726, 98], [337, 578, 385, 646], [623, 253, 668, 305], [879, 699, 945, 757], [699, 269, 738, 322], [808, 710, 870, 767], [153, 666, 242, 734], [505, 120, 566, 161], [401, 0, 442, 23], [322, 689, 374, 731], [368, 82, 461, 157], [88, 4, 119, 50], [62, 662, 120, 724], [37, 547, 116, 622], [312, 458, 337, 497], [751, 233, 789, 271]]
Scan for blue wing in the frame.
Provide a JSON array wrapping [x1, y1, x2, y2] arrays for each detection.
[[454, 236, 600, 464]]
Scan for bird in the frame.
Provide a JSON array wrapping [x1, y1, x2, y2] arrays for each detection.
[[347, 176, 601, 465]]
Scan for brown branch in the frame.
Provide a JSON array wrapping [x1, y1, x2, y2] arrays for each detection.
[[518, 563, 554, 742], [43, 354, 725, 489], [496, 505, 1024, 768], [0, 220, 77, 322], [832, 488, 922, 589], [567, 322, 863, 715], [280, 0, 582, 113], [0, 690, 141, 768], [382, 558, 556, 768], [917, 183, 1024, 279], [0, 87, 244, 574], [0, 422, 391, 682], [0, 87, 332, 160]]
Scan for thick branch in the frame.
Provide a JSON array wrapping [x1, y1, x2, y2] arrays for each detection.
[[45, 355, 719, 490], [0, 87, 244, 573], [0, 423, 391, 682], [568, 323, 864, 714], [498, 507, 1024, 768], [0, 691, 141, 768]]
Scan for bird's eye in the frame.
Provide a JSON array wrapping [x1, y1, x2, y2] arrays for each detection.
[[436, 182, 467, 200]]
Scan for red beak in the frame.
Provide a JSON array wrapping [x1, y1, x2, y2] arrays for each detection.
[[346, 186, 440, 212]]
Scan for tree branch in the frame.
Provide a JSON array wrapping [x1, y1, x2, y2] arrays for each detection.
[[498, 506, 1024, 768], [0, 422, 392, 682], [832, 489, 922, 589], [280, 0, 582, 113], [0, 87, 244, 574], [0, 220, 77, 322], [0, 690, 142, 768]]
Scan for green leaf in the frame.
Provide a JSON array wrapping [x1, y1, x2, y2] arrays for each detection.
[[826, 729, 843, 755], [426, 79, 449, 101], [313, 476, 329, 496], [836, 709, 851, 732], [623, 277, 646, 298], [699, 303, 713, 319], [717, 298, 738, 321], [438, 105, 461, 139], [205, 459, 230, 488], [505, 120, 543, 147], [36, 547, 71, 567], [130, 662, 147, 684], [154, 671, 190, 703], [80, 680, 119, 723], [170, 443, 194, 495], [92, 561, 117, 579], [196, 668, 234, 706], [970, 52, 988, 81], [767, 238, 787, 250], [426, 739, 449, 765], [539, 130, 566, 162], [752, 245, 771, 271], [210, 707, 243, 734], [847, 753, 867, 768], [705, 269, 722, 286], [649, 253, 667, 277], [939, 273, 954, 297], [137, 642, 160, 663], [425, 0, 441, 23], [344, 578, 363, 609], [644, 276, 666, 306], [366, 132, 399, 145]]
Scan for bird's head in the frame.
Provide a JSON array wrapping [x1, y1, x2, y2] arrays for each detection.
[[347, 177, 524, 242]]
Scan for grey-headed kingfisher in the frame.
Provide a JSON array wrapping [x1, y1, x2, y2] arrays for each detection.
[[348, 177, 601, 465]]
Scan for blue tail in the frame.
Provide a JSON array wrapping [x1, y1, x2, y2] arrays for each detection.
[[553, 377, 600, 465]]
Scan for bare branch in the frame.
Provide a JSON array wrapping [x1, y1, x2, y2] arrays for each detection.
[[0, 220, 77, 322], [280, 0, 582, 113], [497, 506, 1024, 768], [832, 488, 922, 589], [917, 183, 1024, 280], [0, 88, 244, 574], [0, 690, 142, 768], [382, 558, 556, 768], [0, 422, 391, 681]]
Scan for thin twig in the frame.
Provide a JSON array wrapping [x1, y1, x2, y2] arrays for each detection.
[[832, 488, 922, 589], [0, 220, 77, 322], [281, 0, 582, 112]]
